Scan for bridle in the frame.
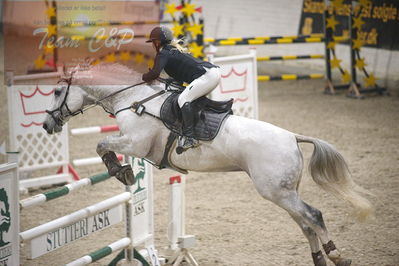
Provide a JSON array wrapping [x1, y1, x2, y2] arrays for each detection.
[[45, 77, 83, 126], [45, 74, 181, 125]]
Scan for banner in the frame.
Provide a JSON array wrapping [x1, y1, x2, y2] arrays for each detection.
[[298, 0, 399, 50], [3, 0, 160, 79]]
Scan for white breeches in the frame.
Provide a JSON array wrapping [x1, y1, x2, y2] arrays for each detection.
[[178, 67, 221, 107]]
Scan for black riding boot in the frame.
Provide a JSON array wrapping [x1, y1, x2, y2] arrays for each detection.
[[177, 102, 200, 153]]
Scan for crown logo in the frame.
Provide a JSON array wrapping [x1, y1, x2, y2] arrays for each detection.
[[18, 86, 55, 128], [218, 67, 248, 102], [19, 86, 54, 115]]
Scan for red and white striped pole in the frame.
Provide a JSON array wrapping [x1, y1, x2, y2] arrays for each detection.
[[70, 125, 119, 136], [70, 124, 121, 167]]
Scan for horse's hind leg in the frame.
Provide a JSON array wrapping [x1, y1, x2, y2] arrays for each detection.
[[289, 214, 327, 266], [276, 192, 352, 266], [97, 135, 135, 186]]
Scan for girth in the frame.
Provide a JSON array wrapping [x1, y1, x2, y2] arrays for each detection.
[[159, 132, 188, 174]]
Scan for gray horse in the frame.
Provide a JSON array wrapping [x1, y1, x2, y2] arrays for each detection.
[[43, 63, 372, 266]]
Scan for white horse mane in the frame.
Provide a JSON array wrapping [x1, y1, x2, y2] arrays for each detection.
[[70, 63, 143, 85]]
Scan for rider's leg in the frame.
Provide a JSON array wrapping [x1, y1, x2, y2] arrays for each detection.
[[177, 67, 221, 107], [180, 102, 198, 140], [177, 67, 221, 150]]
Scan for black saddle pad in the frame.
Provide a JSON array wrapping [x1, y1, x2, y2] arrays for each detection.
[[160, 93, 233, 141]]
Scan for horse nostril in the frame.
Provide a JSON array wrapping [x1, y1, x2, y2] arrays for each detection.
[[43, 123, 48, 130]]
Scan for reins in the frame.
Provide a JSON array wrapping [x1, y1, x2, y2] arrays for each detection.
[[114, 89, 166, 118], [114, 78, 184, 117], [48, 75, 183, 123]]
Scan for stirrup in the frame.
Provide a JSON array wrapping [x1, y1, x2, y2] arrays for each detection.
[[176, 136, 200, 154]]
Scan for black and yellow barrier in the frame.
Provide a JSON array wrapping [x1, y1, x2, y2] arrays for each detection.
[[257, 74, 324, 81], [205, 34, 324, 43], [207, 37, 325, 46], [257, 54, 324, 61], [205, 35, 348, 46]]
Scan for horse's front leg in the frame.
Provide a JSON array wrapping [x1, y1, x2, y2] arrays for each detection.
[[96, 135, 136, 186]]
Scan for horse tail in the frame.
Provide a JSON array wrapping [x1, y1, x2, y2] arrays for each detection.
[[295, 134, 373, 221]]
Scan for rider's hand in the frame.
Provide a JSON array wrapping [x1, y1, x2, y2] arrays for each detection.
[[142, 68, 158, 84]]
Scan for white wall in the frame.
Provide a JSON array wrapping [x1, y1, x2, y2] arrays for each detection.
[[196, 0, 399, 87]]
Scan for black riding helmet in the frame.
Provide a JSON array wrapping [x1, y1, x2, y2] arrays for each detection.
[[146, 26, 173, 45]]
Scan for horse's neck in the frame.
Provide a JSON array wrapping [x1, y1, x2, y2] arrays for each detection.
[[82, 84, 114, 101], [83, 84, 165, 115]]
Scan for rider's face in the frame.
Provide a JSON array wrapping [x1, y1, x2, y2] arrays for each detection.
[[152, 40, 161, 51]]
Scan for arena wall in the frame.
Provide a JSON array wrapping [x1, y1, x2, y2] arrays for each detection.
[[197, 0, 399, 87]]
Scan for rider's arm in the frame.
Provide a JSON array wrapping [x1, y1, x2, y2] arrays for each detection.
[[142, 52, 168, 82]]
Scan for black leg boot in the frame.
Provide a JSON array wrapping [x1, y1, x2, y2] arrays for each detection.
[[101, 151, 135, 186], [101, 151, 121, 176], [177, 102, 200, 153]]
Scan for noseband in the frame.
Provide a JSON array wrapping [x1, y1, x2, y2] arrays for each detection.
[[45, 77, 83, 126]]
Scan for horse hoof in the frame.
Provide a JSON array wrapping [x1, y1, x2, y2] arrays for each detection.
[[108, 166, 120, 176], [312, 251, 327, 266], [336, 259, 351, 266], [115, 164, 135, 186]]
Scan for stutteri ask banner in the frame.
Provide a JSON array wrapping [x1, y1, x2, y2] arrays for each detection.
[[298, 0, 399, 50], [0, 163, 20, 266]]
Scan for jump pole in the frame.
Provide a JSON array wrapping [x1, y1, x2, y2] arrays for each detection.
[[257, 54, 324, 61], [71, 125, 119, 135], [204, 33, 324, 43], [258, 73, 324, 81], [70, 125, 122, 168], [19, 172, 111, 209], [66, 237, 131, 266], [18, 156, 164, 265], [72, 154, 123, 167]]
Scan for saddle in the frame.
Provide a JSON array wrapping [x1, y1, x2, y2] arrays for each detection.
[[160, 92, 233, 141]]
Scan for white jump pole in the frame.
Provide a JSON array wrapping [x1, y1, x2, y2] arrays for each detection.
[[72, 154, 123, 167], [20, 192, 131, 242], [66, 237, 131, 266], [20, 172, 111, 209], [169, 176, 184, 250], [167, 175, 198, 266]]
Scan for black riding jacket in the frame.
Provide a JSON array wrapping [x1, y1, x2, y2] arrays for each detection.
[[142, 44, 216, 84]]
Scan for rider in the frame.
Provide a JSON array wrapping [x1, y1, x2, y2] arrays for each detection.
[[142, 26, 221, 151]]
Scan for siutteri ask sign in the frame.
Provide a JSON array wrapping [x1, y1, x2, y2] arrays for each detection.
[[29, 205, 123, 259]]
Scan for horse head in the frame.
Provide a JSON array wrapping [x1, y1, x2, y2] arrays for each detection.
[[43, 63, 152, 134], [43, 77, 91, 134]]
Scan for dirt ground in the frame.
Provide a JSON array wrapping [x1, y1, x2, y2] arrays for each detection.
[[1, 40, 399, 265]]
